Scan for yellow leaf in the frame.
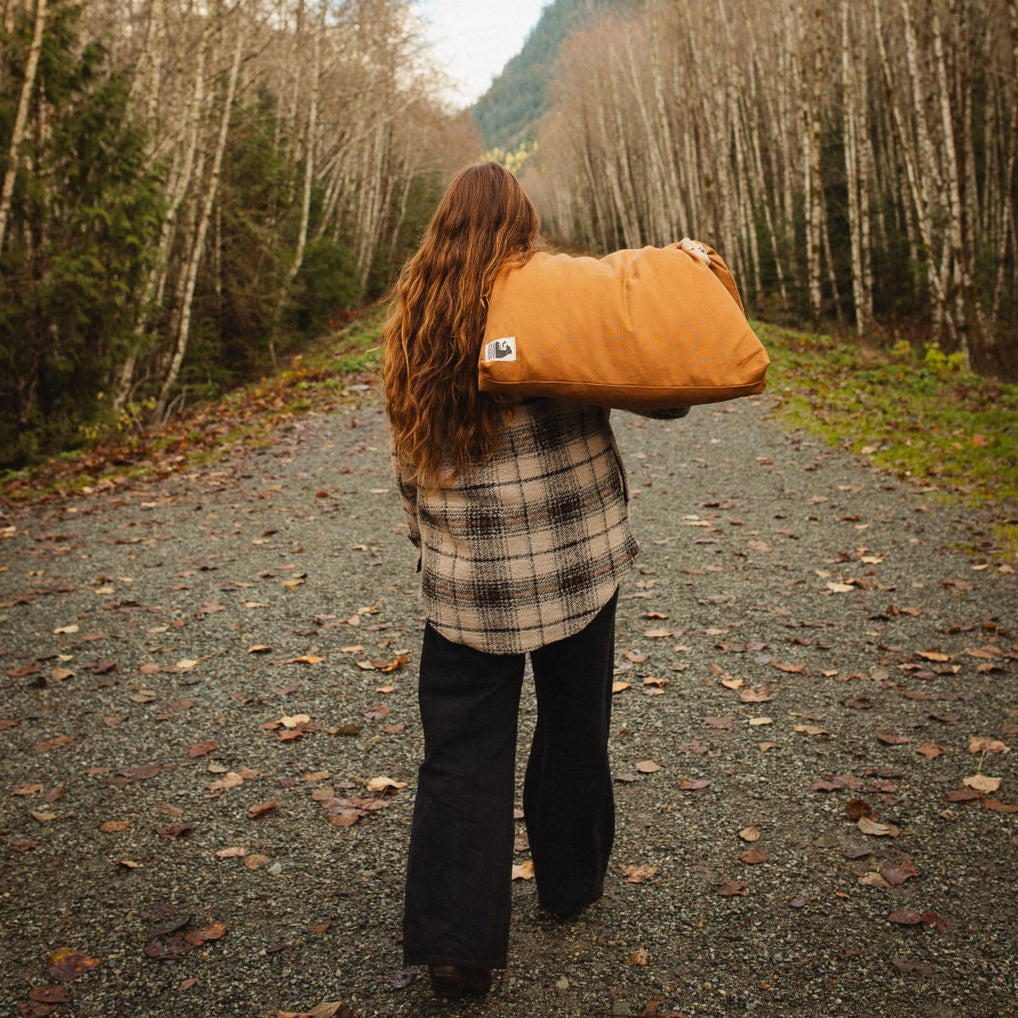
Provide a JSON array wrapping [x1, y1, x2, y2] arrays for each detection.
[[511, 860, 535, 880]]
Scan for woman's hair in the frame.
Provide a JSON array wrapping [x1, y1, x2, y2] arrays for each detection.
[[383, 161, 540, 487]]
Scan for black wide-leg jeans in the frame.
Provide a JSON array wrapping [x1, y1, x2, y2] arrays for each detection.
[[402, 592, 618, 970]]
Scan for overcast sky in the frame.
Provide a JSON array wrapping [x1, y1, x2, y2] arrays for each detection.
[[414, 0, 548, 107]]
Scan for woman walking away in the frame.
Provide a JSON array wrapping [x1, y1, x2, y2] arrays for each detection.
[[382, 162, 641, 999]]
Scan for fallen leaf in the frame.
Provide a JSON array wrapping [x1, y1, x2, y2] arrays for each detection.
[[47, 948, 101, 981], [916, 742, 946, 760], [968, 737, 1010, 755], [981, 799, 1018, 813], [738, 847, 768, 864], [511, 860, 534, 880], [28, 985, 71, 1003], [155, 823, 193, 838], [679, 778, 710, 790], [795, 724, 829, 737], [877, 733, 911, 745], [248, 645, 272, 654], [945, 787, 983, 802], [962, 774, 1001, 794], [718, 880, 748, 896], [704, 716, 734, 730], [627, 947, 649, 966], [770, 660, 804, 673], [187, 741, 219, 759], [244, 853, 270, 870], [247, 801, 277, 819], [738, 825, 761, 842], [857, 816, 900, 837], [216, 846, 248, 858], [365, 776, 407, 794], [635, 760, 661, 774], [184, 922, 227, 946], [879, 862, 917, 886], [99, 820, 129, 833], [622, 864, 658, 883]]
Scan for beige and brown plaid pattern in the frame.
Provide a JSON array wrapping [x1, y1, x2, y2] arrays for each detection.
[[393, 398, 638, 654]]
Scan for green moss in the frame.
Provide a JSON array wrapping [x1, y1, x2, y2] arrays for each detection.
[[756, 321, 1018, 504]]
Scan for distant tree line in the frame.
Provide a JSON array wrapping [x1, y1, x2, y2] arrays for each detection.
[[0, 0, 480, 467], [526, 0, 1018, 375]]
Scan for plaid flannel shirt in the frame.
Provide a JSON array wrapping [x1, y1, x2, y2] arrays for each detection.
[[393, 398, 638, 654]]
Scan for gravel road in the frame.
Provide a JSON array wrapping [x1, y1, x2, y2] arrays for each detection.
[[1, 388, 1015, 1018]]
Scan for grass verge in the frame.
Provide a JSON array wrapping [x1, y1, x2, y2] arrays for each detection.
[[757, 321, 1018, 559]]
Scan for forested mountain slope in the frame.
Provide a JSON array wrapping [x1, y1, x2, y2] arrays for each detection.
[[471, 0, 627, 150]]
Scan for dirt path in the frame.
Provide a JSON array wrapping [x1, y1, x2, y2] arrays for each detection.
[[1, 391, 1015, 1018]]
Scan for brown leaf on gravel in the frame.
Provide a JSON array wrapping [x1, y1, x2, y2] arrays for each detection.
[[845, 798, 874, 820], [627, 946, 649, 966], [247, 801, 277, 819], [28, 986, 71, 1003], [362, 704, 390, 720], [795, 724, 829, 737], [31, 735, 74, 753], [99, 820, 129, 833], [183, 922, 226, 946], [738, 848, 768, 865], [944, 787, 983, 802], [365, 776, 407, 794], [635, 760, 661, 774], [738, 825, 761, 842], [968, 737, 1011, 754], [216, 846, 247, 858], [511, 860, 534, 880], [155, 823, 193, 838], [704, 716, 734, 730], [879, 862, 917, 886], [622, 864, 658, 883], [144, 935, 192, 960], [739, 688, 772, 703], [888, 909, 948, 931], [47, 948, 101, 981], [876, 732, 911, 745], [718, 880, 748, 896], [963, 773, 1002, 793], [187, 741, 218, 758], [981, 799, 1018, 813], [679, 777, 710, 790], [244, 853, 271, 869], [916, 742, 947, 760], [857, 816, 900, 837], [769, 660, 804, 673], [916, 650, 950, 662], [810, 778, 842, 792]]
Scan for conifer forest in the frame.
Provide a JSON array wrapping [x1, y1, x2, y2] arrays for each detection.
[[1, 0, 1016, 467]]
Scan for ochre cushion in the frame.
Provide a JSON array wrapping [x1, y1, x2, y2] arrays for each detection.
[[479, 242, 769, 409]]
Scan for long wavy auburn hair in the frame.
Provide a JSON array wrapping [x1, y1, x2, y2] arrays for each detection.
[[383, 162, 540, 488]]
